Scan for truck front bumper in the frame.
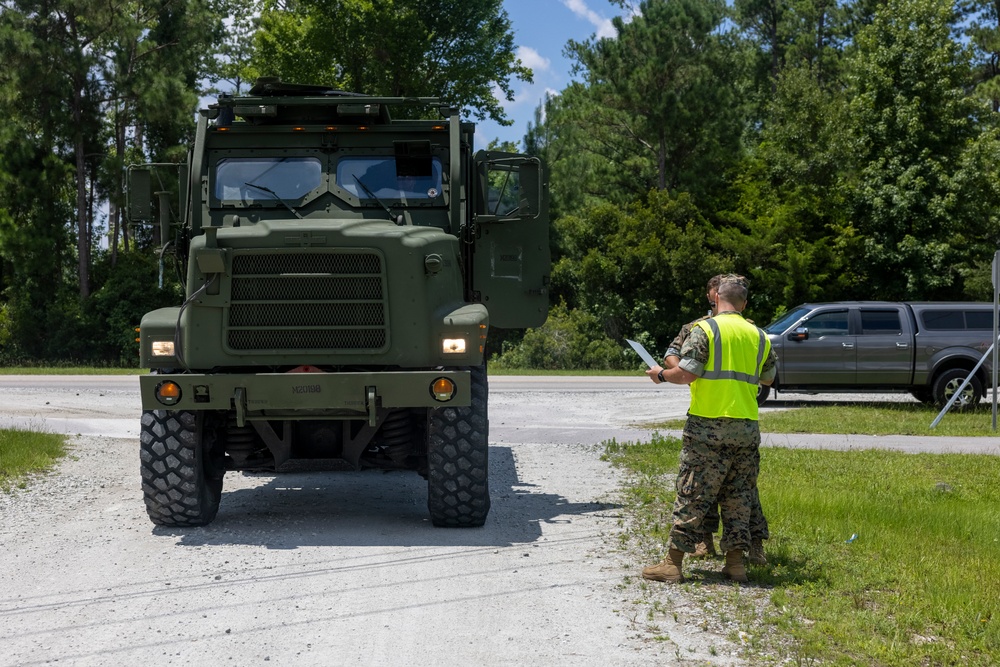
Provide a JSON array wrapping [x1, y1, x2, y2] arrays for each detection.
[[138, 370, 471, 425]]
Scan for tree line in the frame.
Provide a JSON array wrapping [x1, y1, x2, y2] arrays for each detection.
[[0, 0, 997, 368]]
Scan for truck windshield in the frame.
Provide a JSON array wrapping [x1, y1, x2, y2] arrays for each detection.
[[215, 157, 322, 201], [764, 306, 812, 334], [338, 157, 442, 201]]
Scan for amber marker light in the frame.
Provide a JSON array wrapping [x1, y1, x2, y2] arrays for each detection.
[[430, 377, 456, 402], [155, 380, 182, 407], [292, 126, 305, 131]]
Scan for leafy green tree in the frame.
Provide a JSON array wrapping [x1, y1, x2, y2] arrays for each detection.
[[844, 0, 999, 298], [963, 0, 1000, 111], [552, 189, 732, 348], [565, 0, 742, 203], [251, 0, 531, 124]]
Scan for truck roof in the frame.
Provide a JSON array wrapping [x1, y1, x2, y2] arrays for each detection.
[[208, 77, 453, 127]]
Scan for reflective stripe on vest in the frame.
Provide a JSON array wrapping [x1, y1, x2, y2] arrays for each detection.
[[689, 314, 770, 420]]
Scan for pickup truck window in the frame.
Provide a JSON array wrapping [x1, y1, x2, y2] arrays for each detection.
[[860, 309, 902, 334], [804, 310, 849, 336], [967, 312, 993, 330], [921, 310, 964, 330], [765, 306, 811, 334], [921, 309, 994, 331]]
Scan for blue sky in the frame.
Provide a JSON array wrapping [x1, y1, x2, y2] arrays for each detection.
[[473, 0, 625, 150]]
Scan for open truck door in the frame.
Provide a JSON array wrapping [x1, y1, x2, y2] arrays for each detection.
[[471, 150, 550, 328]]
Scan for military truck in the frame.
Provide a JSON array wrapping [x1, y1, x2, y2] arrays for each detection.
[[127, 78, 549, 528]]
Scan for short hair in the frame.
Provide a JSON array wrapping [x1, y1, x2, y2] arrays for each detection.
[[717, 280, 748, 305], [708, 273, 748, 292]]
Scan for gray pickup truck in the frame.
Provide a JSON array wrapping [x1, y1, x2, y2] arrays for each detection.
[[760, 301, 996, 407]]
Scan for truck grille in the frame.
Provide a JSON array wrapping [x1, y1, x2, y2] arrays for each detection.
[[226, 251, 389, 352]]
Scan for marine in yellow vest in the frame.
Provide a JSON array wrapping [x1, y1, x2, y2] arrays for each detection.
[[663, 274, 770, 564], [643, 277, 777, 583]]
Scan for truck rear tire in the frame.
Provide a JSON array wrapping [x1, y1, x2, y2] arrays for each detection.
[[426, 365, 490, 527], [140, 410, 223, 527], [932, 369, 982, 410]]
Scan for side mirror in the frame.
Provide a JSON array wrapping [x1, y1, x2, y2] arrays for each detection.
[[127, 167, 152, 222], [788, 327, 809, 341], [517, 159, 541, 218]]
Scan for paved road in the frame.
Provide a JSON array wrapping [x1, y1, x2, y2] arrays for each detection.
[[1, 374, 996, 454]]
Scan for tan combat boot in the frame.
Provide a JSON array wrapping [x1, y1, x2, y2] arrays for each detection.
[[748, 538, 767, 566], [721, 549, 748, 583], [692, 534, 717, 559], [642, 547, 685, 583]]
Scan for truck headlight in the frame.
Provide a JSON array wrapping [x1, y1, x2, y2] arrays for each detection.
[[151, 340, 175, 356], [442, 338, 466, 354]]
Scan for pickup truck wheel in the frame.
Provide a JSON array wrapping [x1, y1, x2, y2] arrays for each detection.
[[932, 369, 982, 409], [426, 365, 490, 527], [757, 384, 771, 406], [140, 410, 224, 527]]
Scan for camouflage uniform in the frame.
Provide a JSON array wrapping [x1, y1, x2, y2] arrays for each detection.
[[665, 315, 769, 544], [668, 313, 777, 554]]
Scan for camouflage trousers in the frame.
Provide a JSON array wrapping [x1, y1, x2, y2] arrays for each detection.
[[701, 486, 769, 540], [668, 415, 762, 554]]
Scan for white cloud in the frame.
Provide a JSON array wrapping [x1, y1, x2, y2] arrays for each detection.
[[516, 46, 550, 73], [562, 0, 617, 39]]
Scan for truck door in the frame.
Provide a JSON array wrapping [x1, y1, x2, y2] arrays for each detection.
[[855, 306, 912, 385], [471, 151, 550, 328], [780, 307, 856, 384]]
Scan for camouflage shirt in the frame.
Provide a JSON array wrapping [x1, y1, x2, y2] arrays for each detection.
[[677, 311, 776, 383], [664, 315, 711, 360]]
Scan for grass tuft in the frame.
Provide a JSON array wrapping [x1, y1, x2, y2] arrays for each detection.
[[0, 428, 68, 491]]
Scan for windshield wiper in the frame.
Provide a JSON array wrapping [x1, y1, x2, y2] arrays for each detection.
[[353, 175, 398, 223], [244, 181, 303, 219]]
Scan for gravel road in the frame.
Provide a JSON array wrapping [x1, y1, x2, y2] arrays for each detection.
[[0, 376, 742, 667]]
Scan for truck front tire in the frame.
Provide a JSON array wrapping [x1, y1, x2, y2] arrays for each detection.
[[140, 410, 223, 527], [426, 365, 490, 527], [932, 369, 982, 409]]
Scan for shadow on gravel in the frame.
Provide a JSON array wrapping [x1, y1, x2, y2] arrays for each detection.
[[162, 445, 620, 549]]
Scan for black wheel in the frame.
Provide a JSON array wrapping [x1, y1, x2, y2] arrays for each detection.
[[757, 384, 771, 406], [931, 369, 982, 410], [910, 388, 934, 404], [426, 365, 490, 527], [140, 410, 224, 527]]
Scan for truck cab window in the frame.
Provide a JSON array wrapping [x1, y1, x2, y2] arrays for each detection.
[[860, 309, 902, 334], [215, 157, 322, 202], [338, 157, 443, 200], [804, 311, 849, 336]]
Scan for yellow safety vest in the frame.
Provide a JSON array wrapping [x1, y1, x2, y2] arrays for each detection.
[[689, 313, 770, 420]]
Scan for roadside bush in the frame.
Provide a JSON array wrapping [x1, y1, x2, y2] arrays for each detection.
[[490, 302, 630, 370]]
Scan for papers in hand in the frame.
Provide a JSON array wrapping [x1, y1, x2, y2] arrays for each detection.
[[625, 339, 659, 369]]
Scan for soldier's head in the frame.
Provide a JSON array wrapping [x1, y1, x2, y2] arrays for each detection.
[[717, 274, 749, 310], [706, 275, 724, 311]]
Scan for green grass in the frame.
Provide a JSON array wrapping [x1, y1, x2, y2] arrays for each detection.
[[605, 433, 1000, 666], [0, 428, 68, 491], [645, 402, 1000, 437]]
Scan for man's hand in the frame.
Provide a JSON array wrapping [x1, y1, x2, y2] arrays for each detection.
[[646, 364, 698, 386]]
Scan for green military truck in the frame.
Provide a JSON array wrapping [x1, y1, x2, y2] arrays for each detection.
[[128, 78, 549, 528]]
